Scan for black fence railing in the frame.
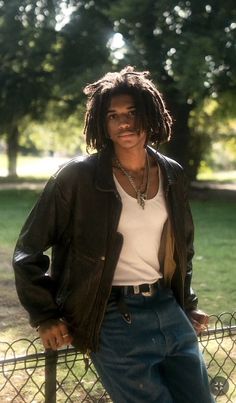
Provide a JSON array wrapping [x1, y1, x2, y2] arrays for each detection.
[[0, 312, 235, 402]]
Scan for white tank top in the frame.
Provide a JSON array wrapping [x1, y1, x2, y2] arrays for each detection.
[[112, 169, 168, 286]]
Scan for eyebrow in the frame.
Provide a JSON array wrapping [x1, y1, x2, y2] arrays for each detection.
[[106, 105, 136, 114]]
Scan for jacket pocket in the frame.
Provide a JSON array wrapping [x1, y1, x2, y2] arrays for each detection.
[[59, 252, 105, 315]]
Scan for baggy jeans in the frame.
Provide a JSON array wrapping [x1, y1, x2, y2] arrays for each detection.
[[91, 284, 215, 403]]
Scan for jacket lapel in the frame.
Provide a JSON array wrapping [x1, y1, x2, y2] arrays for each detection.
[[94, 145, 116, 193]]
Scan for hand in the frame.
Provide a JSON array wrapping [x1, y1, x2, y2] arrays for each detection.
[[38, 319, 73, 351], [187, 309, 209, 335]]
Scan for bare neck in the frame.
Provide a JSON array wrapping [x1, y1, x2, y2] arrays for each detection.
[[114, 148, 147, 172]]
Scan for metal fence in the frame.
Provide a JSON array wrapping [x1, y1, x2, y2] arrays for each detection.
[[0, 312, 235, 402]]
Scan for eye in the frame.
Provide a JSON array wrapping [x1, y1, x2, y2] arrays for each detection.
[[128, 109, 136, 117], [107, 113, 117, 121]]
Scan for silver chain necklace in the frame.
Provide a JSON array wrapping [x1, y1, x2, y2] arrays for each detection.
[[115, 153, 150, 209]]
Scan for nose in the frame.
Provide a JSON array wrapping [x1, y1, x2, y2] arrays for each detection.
[[118, 113, 130, 128]]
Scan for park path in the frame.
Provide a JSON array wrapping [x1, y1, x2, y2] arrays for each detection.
[[0, 179, 236, 198], [190, 181, 236, 201], [0, 181, 46, 190], [191, 181, 236, 191]]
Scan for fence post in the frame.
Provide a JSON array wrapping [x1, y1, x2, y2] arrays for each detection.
[[45, 349, 57, 403]]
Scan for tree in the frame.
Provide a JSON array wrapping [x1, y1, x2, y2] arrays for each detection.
[[0, 0, 58, 176], [104, 0, 236, 178], [20, 101, 86, 157], [1, 1, 235, 179], [0, 0, 113, 176], [189, 94, 236, 173], [53, 1, 113, 113]]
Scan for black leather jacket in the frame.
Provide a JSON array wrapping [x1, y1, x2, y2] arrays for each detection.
[[13, 145, 198, 352]]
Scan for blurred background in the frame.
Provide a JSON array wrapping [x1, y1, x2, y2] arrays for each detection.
[[0, 0, 235, 181], [0, 5, 236, 399]]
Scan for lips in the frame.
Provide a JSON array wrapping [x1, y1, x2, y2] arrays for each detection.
[[117, 130, 135, 137]]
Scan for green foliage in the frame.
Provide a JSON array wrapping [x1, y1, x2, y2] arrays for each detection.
[[0, 1, 113, 175], [103, 0, 236, 177], [0, 0, 61, 175], [19, 102, 86, 156], [190, 97, 236, 171], [0, 0, 58, 127], [107, 0, 236, 98], [0, 0, 236, 178], [53, 1, 113, 113]]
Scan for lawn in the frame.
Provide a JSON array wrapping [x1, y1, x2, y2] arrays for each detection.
[[0, 189, 41, 341], [191, 199, 236, 315]]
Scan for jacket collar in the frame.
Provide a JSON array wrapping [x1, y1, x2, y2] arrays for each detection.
[[148, 146, 178, 187], [95, 144, 116, 192], [94, 144, 177, 193]]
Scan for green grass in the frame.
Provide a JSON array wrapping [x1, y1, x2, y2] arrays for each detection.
[[0, 189, 40, 248], [0, 189, 40, 287], [191, 199, 236, 314], [0, 189, 43, 343]]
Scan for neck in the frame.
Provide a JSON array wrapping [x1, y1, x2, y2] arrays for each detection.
[[114, 147, 147, 172]]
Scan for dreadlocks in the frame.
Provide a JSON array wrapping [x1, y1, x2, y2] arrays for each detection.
[[83, 66, 172, 151]]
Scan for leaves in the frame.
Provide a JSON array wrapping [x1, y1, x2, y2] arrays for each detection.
[[0, 0, 235, 177], [0, 0, 58, 128]]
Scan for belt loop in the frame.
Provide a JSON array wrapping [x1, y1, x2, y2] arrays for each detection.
[[115, 289, 132, 324]]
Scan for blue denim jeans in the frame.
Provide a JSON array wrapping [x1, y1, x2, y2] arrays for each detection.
[[91, 284, 215, 403]]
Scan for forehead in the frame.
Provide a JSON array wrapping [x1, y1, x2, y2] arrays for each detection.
[[107, 94, 135, 111]]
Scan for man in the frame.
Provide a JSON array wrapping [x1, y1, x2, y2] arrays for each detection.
[[13, 66, 215, 402]]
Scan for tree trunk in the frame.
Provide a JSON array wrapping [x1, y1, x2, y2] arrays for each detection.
[[162, 96, 198, 181], [6, 124, 19, 178], [166, 102, 191, 169]]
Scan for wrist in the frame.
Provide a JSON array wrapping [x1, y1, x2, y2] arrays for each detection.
[[36, 318, 62, 332]]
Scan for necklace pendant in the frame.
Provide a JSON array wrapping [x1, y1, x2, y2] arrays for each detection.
[[137, 191, 146, 209], [114, 153, 150, 211]]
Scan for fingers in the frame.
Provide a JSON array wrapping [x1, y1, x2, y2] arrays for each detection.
[[38, 320, 73, 351], [190, 309, 209, 324], [190, 318, 208, 335], [58, 321, 73, 346], [187, 309, 209, 334]]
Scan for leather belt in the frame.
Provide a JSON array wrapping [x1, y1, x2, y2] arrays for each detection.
[[112, 281, 159, 297]]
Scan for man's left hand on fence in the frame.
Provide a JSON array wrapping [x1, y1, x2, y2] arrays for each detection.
[[187, 309, 209, 335], [37, 319, 73, 350]]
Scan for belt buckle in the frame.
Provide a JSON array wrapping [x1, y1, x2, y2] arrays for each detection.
[[141, 284, 152, 297], [133, 285, 140, 295]]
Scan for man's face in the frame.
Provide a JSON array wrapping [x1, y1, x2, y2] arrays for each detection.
[[106, 94, 147, 153]]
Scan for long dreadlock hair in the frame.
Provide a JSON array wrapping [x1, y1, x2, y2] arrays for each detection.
[[83, 66, 172, 151]]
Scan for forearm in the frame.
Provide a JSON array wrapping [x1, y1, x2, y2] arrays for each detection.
[[183, 174, 198, 311]]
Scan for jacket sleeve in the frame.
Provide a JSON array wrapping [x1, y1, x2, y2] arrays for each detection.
[[182, 172, 198, 311], [12, 177, 71, 327]]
